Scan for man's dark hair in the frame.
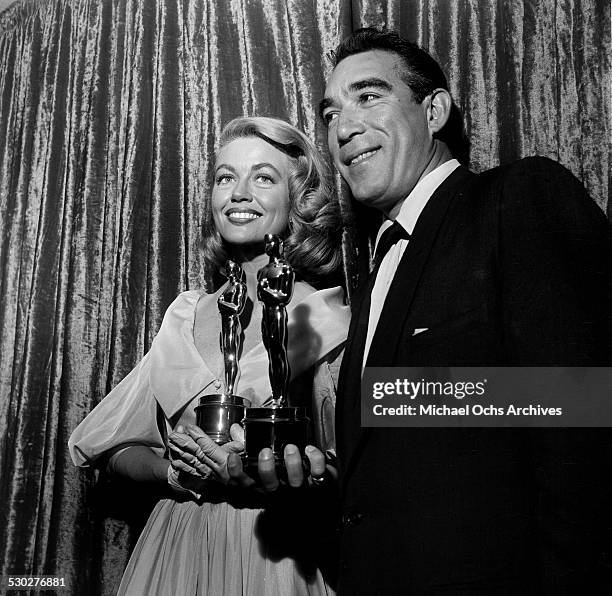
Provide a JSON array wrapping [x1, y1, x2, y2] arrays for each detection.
[[332, 28, 469, 163]]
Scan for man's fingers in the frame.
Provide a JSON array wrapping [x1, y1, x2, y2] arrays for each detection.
[[258, 448, 279, 492], [227, 453, 255, 487], [324, 464, 338, 482], [284, 444, 304, 488], [304, 445, 326, 478]]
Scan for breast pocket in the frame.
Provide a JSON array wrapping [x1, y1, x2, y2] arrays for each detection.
[[401, 306, 494, 364]]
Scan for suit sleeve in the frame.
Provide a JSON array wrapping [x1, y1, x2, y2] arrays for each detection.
[[498, 157, 612, 592], [498, 156, 611, 365]]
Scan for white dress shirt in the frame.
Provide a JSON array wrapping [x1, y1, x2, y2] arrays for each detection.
[[362, 159, 460, 370]]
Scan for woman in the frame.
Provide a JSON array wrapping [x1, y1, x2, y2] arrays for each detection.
[[69, 116, 349, 595]]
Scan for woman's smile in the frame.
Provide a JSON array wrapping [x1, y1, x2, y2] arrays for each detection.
[[224, 207, 263, 224]]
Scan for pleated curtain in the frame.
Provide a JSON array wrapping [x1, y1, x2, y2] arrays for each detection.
[[0, 1, 609, 593]]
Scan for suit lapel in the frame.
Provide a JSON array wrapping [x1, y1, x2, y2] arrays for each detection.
[[339, 166, 474, 488], [367, 166, 474, 366], [335, 273, 375, 477]]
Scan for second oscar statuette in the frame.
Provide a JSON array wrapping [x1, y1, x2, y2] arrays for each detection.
[[243, 234, 309, 470]]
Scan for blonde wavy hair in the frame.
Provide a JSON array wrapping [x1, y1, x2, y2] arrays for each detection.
[[201, 116, 342, 288]]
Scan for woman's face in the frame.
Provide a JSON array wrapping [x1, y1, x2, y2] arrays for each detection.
[[212, 136, 291, 256]]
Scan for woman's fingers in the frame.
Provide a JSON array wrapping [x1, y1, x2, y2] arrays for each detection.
[[168, 430, 199, 455], [229, 423, 244, 443], [170, 457, 199, 477], [185, 425, 227, 466], [169, 445, 212, 478], [224, 440, 245, 454], [170, 425, 228, 475]]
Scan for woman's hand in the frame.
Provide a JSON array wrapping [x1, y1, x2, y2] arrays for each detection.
[[168, 424, 245, 486]]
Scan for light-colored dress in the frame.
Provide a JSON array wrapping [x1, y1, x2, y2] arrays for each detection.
[[69, 281, 349, 596]]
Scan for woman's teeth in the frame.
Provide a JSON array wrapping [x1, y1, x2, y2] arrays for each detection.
[[227, 212, 260, 221]]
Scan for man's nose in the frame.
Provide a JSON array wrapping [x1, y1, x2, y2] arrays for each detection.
[[336, 108, 365, 147]]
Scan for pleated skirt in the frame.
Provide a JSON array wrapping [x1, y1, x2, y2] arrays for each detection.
[[117, 498, 335, 596]]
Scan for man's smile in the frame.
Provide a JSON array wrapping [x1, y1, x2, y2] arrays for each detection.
[[342, 147, 381, 167]]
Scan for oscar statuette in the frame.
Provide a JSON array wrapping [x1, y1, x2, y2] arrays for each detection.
[[243, 234, 309, 471], [195, 260, 251, 444]]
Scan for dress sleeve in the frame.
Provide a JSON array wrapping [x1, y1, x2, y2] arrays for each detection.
[[68, 350, 166, 467], [311, 346, 344, 453]]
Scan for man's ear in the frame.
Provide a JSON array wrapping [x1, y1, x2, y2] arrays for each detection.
[[427, 89, 452, 134]]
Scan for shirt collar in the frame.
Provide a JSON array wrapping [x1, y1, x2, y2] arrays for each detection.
[[375, 159, 461, 245]]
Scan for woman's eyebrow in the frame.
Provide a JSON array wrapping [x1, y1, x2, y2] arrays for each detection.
[[215, 163, 235, 174], [252, 162, 282, 176]]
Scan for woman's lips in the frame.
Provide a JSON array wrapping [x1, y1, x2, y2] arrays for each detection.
[[225, 209, 262, 224]]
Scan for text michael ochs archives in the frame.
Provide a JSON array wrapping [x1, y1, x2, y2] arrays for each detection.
[[361, 367, 612, 428]]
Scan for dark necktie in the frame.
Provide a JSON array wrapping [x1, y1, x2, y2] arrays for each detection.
[[373, 221, 411, 267], [361, 221, 410, 360], [354, 222, 411, 357]]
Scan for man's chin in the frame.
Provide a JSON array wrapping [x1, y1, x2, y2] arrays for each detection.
[[348, 184, 384, 207]]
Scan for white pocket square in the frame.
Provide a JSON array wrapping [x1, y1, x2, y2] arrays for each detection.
[[412, 328, 429, 336]]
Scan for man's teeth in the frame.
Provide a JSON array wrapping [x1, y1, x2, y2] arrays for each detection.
[[350, 149, 378, 165], [228, 212, 260, 220]]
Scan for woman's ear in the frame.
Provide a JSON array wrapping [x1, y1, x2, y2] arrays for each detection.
[[427, 89, 452, 134]]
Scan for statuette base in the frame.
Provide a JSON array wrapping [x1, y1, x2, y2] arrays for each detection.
[[195, 394, 251, 445]]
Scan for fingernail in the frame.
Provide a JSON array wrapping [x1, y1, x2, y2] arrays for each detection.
[[260, 448, 273, 460], [285, 445, 298, 455], [176, 425, 184, 433], [305, 445, 315, 454], [187, 425, 203, 436]]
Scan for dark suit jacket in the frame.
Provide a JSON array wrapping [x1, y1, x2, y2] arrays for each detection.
[[336, 157, 612, 595]]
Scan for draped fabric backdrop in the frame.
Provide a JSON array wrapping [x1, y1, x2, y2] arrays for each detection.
[[0, 0, 609, 593]]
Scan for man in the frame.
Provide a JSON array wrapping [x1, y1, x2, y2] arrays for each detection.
[[318, 28, 611, 594]]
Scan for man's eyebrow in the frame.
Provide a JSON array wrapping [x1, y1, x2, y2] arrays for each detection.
[[318, 78, 393, 119], [349, 78, 393, 93]]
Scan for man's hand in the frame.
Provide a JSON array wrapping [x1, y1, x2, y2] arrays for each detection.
[[226, 442, 336, 491]]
